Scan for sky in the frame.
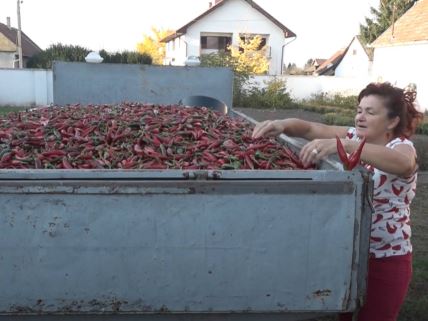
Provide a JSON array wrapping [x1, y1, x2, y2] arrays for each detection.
[[0, 0, 380, 67]]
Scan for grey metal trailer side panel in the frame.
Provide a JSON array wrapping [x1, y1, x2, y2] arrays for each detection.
[[0, 169, 371, 320]]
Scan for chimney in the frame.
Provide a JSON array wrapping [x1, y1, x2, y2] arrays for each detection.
[[6, 17, 11, 28], [209, 2, 212, 8]]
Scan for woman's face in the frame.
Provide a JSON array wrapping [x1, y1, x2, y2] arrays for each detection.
[[355, 95, 399, 145]]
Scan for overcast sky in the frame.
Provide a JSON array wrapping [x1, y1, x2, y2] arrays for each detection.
[[0, 0, 380, 66]]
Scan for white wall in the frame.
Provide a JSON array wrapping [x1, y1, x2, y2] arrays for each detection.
[[165, 0, 289, 75], [372, 42, 428, 112], [335, 38, 372, 78], [0, 52, 15, 69], [165, 36, 187, 65], [0, 68, 53, 106], [2, 67, 425, 112], [248, 75, 375, 101], [249, 72, 428, 112]]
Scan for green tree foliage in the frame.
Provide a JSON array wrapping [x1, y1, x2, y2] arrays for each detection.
[[27, 44, 152, 69], [136, 27, 174, 65], [99, 50, 152, 65], [27, 43, 90, 68], [239, 77, 293, 109], [304, 58, 314, 70], [229, 35, 269, 75], [200, 35, 270, 106], [359, 0, 416, 45], [200, 51, 248, 107]]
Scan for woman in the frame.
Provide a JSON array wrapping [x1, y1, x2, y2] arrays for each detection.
[[252, 82, 424, 321]]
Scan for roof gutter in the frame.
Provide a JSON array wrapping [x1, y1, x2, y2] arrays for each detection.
[[281, 36, 297, 75]]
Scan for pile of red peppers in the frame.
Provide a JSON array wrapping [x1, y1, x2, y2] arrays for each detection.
[[0, 104, 310, 170], [336, 135, 366, 170]]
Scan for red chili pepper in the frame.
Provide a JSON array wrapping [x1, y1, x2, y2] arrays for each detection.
[[336, 136, 366, 170], [42, 150, 66, 157], [62, 157, 73, 169], [152, 135, 162, 147], [0, 103, 313, 170], [336, 136, 350, 169], [244, 154, 254, 169]]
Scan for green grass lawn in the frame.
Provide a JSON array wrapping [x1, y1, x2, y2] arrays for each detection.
[[0, 106, 29, 115]]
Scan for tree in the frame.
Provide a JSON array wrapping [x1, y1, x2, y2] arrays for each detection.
[[359, 0, 416, 45], [304, 58, 314, 70], [285, 62, 303, 75], [200, 35, 270, 106], [99, 50, 152, 65], [229, 35, 269, 75], [27, 44, 152, 69], [27, 43, 90, 69], [200, 51, 249, 107], [136, 27, 174, 65]]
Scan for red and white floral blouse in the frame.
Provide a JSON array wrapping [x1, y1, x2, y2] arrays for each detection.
[[346, 128, 417, 258]]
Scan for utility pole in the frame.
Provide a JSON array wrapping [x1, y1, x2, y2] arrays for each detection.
[[17, 0, 23, 68]]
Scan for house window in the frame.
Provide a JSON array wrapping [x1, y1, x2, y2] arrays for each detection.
[[200, 36, 232, 51], [353, 49, 357, 55], [239, 35, 267, 52]]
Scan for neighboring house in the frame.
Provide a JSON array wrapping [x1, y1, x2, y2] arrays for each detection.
[[303, 58, 326, 74], [313, 48, 347, 76], [335, 36, 373, 77], [314, 36, 373, 77], [0, 18, 42, 68], [161, 0, 296, 75], [370, 0, 428, 110]]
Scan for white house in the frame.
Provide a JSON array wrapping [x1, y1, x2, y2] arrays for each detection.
[[335, 36, 373, 78], [0, 18, 41, 68], [370, 0, 428, 111], [161, 0, 296, 75], [313, 48, 347, 76]]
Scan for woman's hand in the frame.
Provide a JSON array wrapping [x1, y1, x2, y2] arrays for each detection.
[[252, 120, 286, 139], [299, 138, 338, 167]]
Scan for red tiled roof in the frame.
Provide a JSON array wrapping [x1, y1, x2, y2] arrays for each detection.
[[315, 48, 347, 75], [313, 59, 326, 66], [161, 0, 296, 43], [371, 0, 428, 47], [315, 35, 374, 75], [0, 22, 42, 57]]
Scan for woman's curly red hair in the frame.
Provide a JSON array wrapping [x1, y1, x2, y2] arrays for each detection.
[[358, 82, 424, 138]]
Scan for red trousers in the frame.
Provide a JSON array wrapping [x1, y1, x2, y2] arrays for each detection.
[[339, 253, 412, 321]]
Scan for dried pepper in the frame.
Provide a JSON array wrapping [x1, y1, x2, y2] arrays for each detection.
[[336, 135, 366, 170], [0, 104, 312, 170]]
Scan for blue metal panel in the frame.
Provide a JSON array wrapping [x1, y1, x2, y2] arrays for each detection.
[[52, 62, 233, 109]]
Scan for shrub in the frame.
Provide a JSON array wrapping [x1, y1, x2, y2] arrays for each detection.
[[27, 43, 90, 69], [27, 44, 152, 69], [239, 77, 294, 109], [200, 52, 250, 107], [416, 123, 428, 135], [99, 50, 152, 65], [301, 92, 358, 110], [322, 112, 354, 126]]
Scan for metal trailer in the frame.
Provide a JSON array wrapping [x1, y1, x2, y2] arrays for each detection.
[[0, 111, 373, 321]]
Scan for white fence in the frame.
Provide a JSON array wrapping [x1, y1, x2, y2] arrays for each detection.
[[249, 75, 428, 112], [0, 69, 426, 112], [248, 75, 375, 101], [0, 68, 53, 106]]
